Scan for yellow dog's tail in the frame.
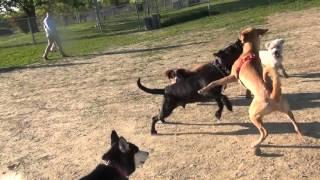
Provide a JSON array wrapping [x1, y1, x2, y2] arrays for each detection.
[[263, 66, 281, 101]]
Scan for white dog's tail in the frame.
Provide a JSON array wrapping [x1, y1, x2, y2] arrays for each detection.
[[263, 66, 281, 102]]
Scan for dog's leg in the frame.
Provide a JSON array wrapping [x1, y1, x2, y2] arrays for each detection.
[[249, 115, 268, 148], [278, 98, 303, 138], [214, 97, 223, 120], [286, 111, 303, 138], [249, 100, 268, 147], [159, 97, 177, 123], [221, 94, 232, 112], [151, 115, 159, 135], [278, 64, 289, 78], [198, 75, 237, 95], [151, 97, 177, 135]]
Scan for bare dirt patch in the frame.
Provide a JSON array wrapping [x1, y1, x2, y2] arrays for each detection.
[[1, 8, 319, 179]]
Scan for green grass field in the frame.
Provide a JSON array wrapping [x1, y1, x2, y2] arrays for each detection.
[[0, 0, 319, 68]]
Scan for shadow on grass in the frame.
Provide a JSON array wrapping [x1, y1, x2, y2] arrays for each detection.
[[0, 29, 140, 49], [0, 62, 94, 73], [81, 41, 210, 57], [157, 121, 320, 139], [212, 0, 289, 14], [161, 0, 292, 27]]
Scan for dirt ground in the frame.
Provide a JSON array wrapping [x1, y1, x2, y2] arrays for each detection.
[[1, 8, 320, 180]]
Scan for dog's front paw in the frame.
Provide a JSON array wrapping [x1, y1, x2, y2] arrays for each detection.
[[253, 147, 262, 156], [151, 130, 158, 135], [198, 88, 208, 95], [214, 111, 222, 120]]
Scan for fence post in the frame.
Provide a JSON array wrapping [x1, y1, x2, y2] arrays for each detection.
[[93, 0, 102, 32], [135, 2, 142, 31], [208, 0, 211, 16], [27, 17, 36, 44]]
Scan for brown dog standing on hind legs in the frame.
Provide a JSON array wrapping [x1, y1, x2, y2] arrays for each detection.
[[198, 27, 303, 152]]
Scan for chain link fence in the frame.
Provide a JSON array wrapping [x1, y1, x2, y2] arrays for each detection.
[[0, 0, 211, 48]]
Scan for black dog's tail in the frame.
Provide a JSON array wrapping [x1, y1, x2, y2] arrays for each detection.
[[137, 78, 165, 95]]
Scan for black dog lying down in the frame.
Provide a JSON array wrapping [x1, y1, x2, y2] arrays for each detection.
[[80, 130, 149, 180], [137, 39, 243, 134]]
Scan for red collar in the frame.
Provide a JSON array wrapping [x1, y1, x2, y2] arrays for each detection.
[[236, 53, 256, 78]]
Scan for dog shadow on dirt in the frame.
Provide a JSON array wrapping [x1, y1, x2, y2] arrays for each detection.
[[82, 41, 210, 57], [198, 91, 320, 112], [159, 121, 320, 157], [290, 72, 320, 79], [290, 72, 320, 82], [158, 91, 320, 144], [160, 121, 320, 139], [227, 92, 320, 111]]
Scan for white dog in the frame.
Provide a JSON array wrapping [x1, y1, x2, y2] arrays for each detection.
[[259, 38, 288, 78]]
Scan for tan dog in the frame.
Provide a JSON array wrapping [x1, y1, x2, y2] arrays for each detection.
[[198, 27, 303, 148]]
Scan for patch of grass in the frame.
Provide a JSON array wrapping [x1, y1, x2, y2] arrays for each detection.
[[0, 0, 319, 68]]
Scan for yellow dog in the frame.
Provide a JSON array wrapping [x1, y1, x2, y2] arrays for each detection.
[[198, 27, 303, 148]]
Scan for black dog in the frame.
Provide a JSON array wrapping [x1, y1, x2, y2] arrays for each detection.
[[137, 39, 243, 134], [80, 130, 149, 180]]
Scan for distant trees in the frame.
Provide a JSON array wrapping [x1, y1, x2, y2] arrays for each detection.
[[0, 0, 133, 33], [0, 0, 90, 32], [0, 0, 49, 32], [101, 0, 130, 6]]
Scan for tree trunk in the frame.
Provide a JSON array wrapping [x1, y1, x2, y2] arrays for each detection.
[[22, 0, 40, 32]]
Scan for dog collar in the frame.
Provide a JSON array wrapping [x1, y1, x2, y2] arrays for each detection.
[[101, 160, 128, 177], [235, 53, 256, 78]]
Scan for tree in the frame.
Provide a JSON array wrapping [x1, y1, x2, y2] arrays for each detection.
[[0, 0, 91, 31], [0, 0, 49, 32]]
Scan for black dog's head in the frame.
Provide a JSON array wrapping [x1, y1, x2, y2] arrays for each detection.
[[213, 39, 243, 70], [102, 130, 149, 176]]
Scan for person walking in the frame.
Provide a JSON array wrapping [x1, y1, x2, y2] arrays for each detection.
[[42, 12, 67, 60]]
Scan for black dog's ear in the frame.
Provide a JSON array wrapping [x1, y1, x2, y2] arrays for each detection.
[[165, 69, 175, 79], [111, 130, 119, 145], [118, 137, 130, 153]]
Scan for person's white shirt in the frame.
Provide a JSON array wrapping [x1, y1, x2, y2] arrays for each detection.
[[43, 13, 57, 37]]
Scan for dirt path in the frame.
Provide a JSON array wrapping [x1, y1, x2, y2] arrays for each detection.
[[1, 8, 319, 179]]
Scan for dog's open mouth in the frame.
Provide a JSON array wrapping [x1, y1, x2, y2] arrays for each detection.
[[274, 51, 281, 58]]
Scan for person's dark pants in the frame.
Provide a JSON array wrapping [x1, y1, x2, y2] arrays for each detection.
[[43, 34, 66, 59]]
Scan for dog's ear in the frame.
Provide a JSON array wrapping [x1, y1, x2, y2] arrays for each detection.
[[256, 28, 268, 36], [240, 27, 253, 42], [278, 38, 285, 45], [118, 137, 130, 153], [111, 130, 120, 145], [165, 69, 174, 79], [265, 42, 271, 49]]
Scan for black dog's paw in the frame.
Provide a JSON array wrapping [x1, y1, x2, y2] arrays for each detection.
[[151, 130, 158, 135], [253, 147, 262, 156], [225, 102, 233, 112], [160, 119, 166, 123], [214, 111, 222, 120]]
